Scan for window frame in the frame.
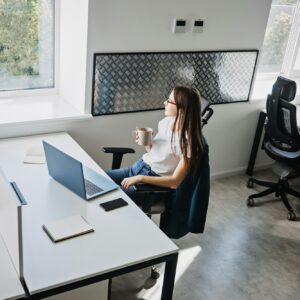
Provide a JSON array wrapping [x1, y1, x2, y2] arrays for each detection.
[[282, 1, 300, 77], [0, 0, 59, 99], [252, 0, 300, 101]]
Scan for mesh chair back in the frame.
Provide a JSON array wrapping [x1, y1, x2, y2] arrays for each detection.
[[265, 86, 300, 151], [279, 100, 299, 139], [281, 108, 292, 135]]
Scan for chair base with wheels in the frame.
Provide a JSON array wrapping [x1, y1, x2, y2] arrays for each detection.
[[247, 162, 300, 221]]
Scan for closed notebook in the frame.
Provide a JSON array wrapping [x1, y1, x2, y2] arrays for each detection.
[[43, 215, 94, 243]]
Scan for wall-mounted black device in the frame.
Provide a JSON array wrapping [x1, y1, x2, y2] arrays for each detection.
[[193, 19, 204, 33]]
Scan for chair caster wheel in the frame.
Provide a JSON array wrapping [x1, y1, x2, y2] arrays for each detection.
[[151, 267, 160, 279], [247, 197, 255, 207], [247, 179, 254, 188], [287, 211, 296, 221]]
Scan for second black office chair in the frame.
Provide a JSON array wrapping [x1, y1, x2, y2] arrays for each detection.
[[247, 77, 300, 220]]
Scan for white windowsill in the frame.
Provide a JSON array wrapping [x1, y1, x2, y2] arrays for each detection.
[[251, 76, 300, 103], [0, 95, 92, 127]]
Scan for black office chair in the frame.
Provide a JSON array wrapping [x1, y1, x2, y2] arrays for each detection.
[[247, 76, 300, 221], [103, 141, 210, 279], [102, 99, 213, 279]]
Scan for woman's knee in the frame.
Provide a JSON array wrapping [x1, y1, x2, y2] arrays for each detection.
[[106, 168, 130, 185]]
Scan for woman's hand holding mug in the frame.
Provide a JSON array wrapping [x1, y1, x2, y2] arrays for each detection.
[[133, 127, 153, 146]]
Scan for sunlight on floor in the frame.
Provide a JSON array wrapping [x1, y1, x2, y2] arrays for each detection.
[[174, 246, 202, 282], [270, 219, 300, 240], [137, 246, 202, 300]]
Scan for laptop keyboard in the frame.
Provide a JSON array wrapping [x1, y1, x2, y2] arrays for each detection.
[[85, 179, 103, 195]]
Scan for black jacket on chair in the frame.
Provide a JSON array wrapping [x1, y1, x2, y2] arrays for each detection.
[[159, 141, 210, 239]]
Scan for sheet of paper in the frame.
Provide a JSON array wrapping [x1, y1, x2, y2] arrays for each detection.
[[23, 145, 45, 164]]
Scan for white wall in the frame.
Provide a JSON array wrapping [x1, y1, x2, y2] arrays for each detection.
[[59, 0, 89, 113], [0, 0, 273, 177]]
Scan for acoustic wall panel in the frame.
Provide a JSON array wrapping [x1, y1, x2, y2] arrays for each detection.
[[92, 50, 258, 116]]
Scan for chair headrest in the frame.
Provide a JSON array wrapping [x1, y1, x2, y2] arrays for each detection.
[[272, 76, 297, 102]]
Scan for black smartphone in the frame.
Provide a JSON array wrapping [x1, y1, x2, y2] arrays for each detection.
[[100, 198, 128, 211]]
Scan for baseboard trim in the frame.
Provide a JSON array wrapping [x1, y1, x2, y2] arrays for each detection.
[[211, 163, 272, 180]]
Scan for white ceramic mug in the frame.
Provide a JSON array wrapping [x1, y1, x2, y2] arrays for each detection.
[[133, 127, 153, 146]]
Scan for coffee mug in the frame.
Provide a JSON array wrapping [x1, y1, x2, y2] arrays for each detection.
[[133, 127, 153, 146]]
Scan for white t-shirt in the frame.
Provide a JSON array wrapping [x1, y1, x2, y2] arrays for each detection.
[[142, 116, 183, 176]]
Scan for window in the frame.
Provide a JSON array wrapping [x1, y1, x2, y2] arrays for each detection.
[[0, 0, 55, 92], [252, 0, 300, 99]]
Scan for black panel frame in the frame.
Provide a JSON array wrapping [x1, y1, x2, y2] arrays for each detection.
[[92, 50, 259, 116]]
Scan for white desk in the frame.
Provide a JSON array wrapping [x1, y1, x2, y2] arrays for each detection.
[[0, 235, 25, 300], [0, 132, 178, 300]]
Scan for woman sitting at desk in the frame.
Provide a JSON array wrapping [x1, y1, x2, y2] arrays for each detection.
[[107, 86, 206, 205]]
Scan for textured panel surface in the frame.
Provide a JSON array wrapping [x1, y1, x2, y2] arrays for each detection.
[[92, 51, 258, 116]]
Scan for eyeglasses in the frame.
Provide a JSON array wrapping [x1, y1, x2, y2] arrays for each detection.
[[165, 99, 176, 105]]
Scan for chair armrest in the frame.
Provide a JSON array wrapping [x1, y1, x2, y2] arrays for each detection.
[[102, 147, 135, 154], [202, 107, 214, 126], [134, 184, 172, 215], [101, 147, 135, 169], [133, 183, 173, 194]]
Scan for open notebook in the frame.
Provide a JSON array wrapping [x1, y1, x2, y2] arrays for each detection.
[[43, 215, 94, 243]]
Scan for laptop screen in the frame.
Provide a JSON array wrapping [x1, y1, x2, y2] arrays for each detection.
[[43, 141, 87, 199]]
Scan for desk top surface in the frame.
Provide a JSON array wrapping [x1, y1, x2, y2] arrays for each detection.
[[0, 235, 25, 300], [0, 132, 178, 295]]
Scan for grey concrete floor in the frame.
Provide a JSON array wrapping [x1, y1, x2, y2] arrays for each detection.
[[110, 170, 300, 300]]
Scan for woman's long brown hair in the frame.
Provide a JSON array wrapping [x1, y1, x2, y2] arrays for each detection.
[[171, 86, 204, 176]]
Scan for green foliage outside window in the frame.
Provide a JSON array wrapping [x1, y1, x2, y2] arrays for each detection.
[[259, 0, 298, 71], [0, 0, 39, 76], [260, 11, 293, 69]]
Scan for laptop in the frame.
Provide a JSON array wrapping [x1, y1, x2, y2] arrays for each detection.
[[43, 141, 118, 200]]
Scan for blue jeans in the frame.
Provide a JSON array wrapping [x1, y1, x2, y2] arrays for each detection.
[[106, 159, 159, 205]]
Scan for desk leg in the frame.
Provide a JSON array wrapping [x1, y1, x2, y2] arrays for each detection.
[[161, 253, 178, 300], [246, 111, 267, 176], [107, 278, 112, 300]]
